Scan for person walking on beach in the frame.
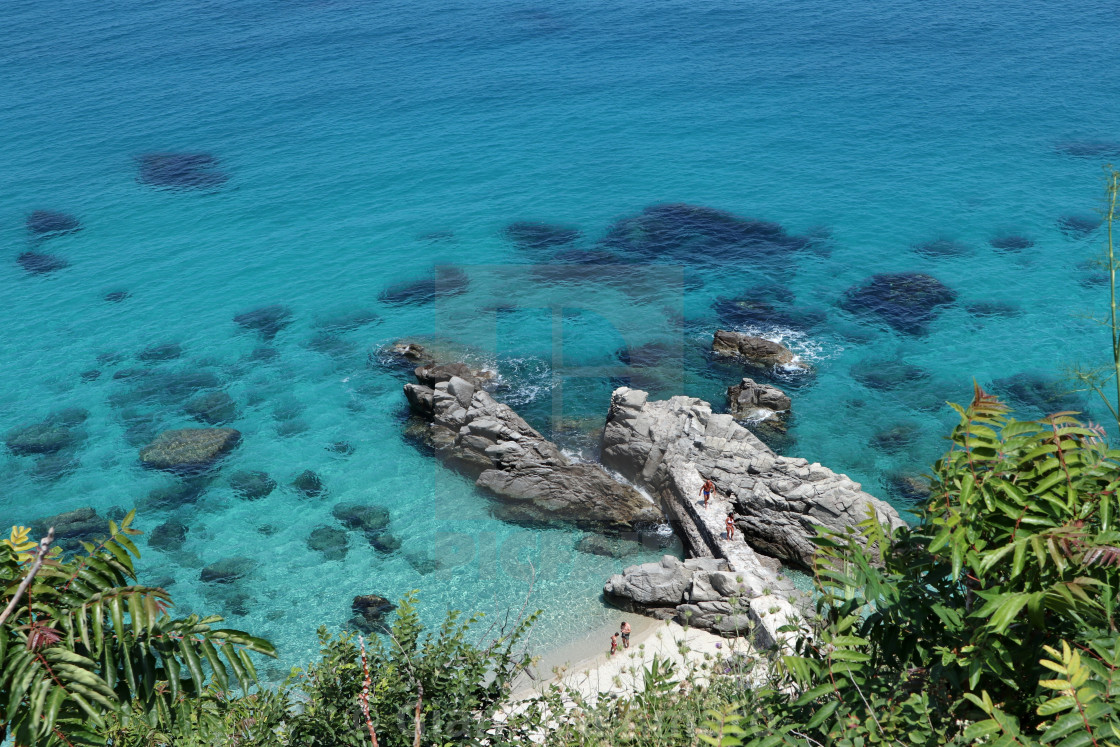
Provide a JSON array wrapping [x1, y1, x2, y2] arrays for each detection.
[[726, 512, 736, 540], [620, 620, 631, 649], [610, 632, 619, 656], [700, 478, 715, 508]]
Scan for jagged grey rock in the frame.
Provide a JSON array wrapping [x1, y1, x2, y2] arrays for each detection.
[[403, 375, 661, 528], [727, 377, 791, 421], [601, 387, 903, 568]]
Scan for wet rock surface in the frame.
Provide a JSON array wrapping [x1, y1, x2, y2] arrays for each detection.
[[712, 330, 801, 370], [726, 377, 791, 421], [403, 370, 661, 529], [139, 428, 241, 472]]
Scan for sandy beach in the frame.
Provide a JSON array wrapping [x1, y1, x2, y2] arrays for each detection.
[[514, 614, 752, 702]]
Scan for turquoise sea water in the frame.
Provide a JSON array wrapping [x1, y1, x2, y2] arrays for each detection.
[[4, 0, 1120, 672]]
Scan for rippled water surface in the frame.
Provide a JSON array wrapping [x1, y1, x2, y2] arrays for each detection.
[[3, 0, 1120, 670]]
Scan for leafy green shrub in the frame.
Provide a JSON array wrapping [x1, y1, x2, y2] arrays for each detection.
[[0, 512, 275, 746]]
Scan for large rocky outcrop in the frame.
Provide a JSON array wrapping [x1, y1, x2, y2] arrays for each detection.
[[601, 388, 904, 568], [712, 330, 806, 370], [404, 375, 661, 529], [604, 555, 798, 647]]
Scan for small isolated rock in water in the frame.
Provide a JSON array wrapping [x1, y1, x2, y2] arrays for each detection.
[[575, 534, 643, 559], [149, 520, 188, 552], [233, 304, 293, 341], [332, 503, 390, 537], [17, 251, 70, 275], [385, 341, 434, 367], [184, 391, 238, 425], [292, 470, 325, 498], [350, 594, 396, 634], [727, 377, 791, 421], [840, 272, 956, 335], [307, 526, 349, 561], [1057, 213, 1102, 238], [137, 342, 183, 362], [27, 210, 81, 237], [139, 428, 241, 472], [712, 330, 802, 370], [228, 470, 276, 500], [503, 221, 581, 251], [200, 557, 256, 584], [137, 153, 228, 190], [988, 234, 1034, 252]]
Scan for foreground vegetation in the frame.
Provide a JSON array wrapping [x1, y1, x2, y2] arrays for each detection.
[[3, 389, 1119, 746]]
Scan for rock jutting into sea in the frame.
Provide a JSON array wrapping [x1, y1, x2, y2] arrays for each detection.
[[600, 387, 904, 645], [402, 367, 661, 529], [726, 377, 791, 422]]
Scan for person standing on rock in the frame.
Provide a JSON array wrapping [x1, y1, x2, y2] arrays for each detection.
[[726, 512, 736, 540], [620, 620, 631, 649], [700, 478, 715, 507]]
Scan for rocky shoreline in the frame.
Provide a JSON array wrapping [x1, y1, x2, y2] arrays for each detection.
[[396, 334, 904, 647]]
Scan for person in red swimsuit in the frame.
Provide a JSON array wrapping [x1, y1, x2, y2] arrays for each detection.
[[699, 479, 715, 507], [726, 512, 736, 540], [610, 632, 619, 656]]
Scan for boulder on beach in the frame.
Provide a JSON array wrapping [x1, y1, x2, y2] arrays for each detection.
[[27, 210, 81, 237], [200, 557, 256, 584], [233, 305, 293, 341], [139, 428, 241, 472], [712, 330, 802, 370]]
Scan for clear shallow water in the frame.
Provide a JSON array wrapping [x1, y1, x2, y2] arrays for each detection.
[[3, 0, 1120, 671]]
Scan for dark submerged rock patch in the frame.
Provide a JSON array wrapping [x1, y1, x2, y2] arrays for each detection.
[[1054, 140, 1120, 159], [183, 391, 238, 425], [137, 342, 183, 363], [139, 428, 241, 473], [988, 234, 1035, 252], [378, 267, 470, 306], [840, 272, 956, 335], [149, 520, 188, 552], [104, 290, 131, 303], [1057, 213, 1102, 238], [17, 251, 70, 275], [993, 372, 1087, 415], [599, 203, 809, 266], [850, 358, 930, 391], [137, 153, 228, 190], [292, 470, 325, 498], [27, 210, 81, 237], [31, 507, 105, 551], [313, 309, 382, 333], [228, 470, 276, 500], [233, 304, 293, 341], [503, 221, 581, 252], [307, 526, 348, 560], [200, 557, 256, 584], [349, 594, 395, 634], [912, 238, 971, 258]]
